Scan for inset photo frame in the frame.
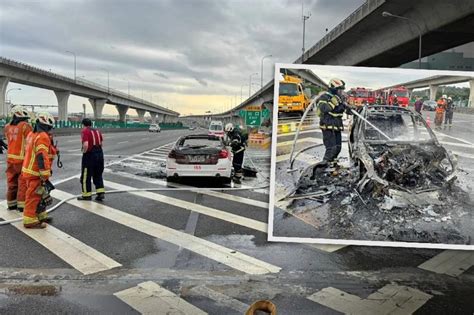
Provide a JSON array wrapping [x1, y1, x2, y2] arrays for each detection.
[[268, 63, 474, 250]]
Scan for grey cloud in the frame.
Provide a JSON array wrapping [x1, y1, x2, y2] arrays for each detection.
[[0, 0, 365, 113]]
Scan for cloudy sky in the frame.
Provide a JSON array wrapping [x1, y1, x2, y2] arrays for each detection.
[[0, 0, 365, 116]]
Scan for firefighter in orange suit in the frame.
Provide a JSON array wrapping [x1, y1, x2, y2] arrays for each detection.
[[4, 106, 33, 211], [21, 112, 56, 229]]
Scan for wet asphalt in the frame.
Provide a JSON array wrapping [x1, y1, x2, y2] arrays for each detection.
[[0, 125, 473, 313]]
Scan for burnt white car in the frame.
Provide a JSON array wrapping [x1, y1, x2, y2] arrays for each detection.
[[166, 134, 233, 183], [349, 105, 456, 202]]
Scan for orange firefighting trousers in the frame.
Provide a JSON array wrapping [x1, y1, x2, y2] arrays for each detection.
[[6, 162, 27, 209], [23, 177, 48, 227]]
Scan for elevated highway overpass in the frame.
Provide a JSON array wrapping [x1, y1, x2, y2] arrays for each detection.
[[0, 57, 179, 122], [199, 0, 474, 125], [180, 68, 327, 126]]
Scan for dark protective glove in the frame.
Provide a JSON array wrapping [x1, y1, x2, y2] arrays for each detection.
[[0, 139, 7, 154]]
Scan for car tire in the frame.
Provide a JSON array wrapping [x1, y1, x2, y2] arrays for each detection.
[[221, 177, 232, 185], [167, 176, 176, 182]]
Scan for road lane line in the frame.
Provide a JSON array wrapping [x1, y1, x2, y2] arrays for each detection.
[[67, 149, 82, 152], [418, 250, 474, 277], [114, 281, 207, 315], [103, 180, 267, 233], [103, 169, 269, 209], [307, 244, 347, 252], [133, 155, 166, 161], [51, 189, 281, 275], [190, 285, 248, 314], [308, 284, 432, 315], [0, 202, 121, 275], [439, 141, 474, 149], [276, 152, 318, 163], [434, 131, 474, 146], [118, 141, 129, 144], [277, 137, 321, 148], [451, 150, 474, 160]]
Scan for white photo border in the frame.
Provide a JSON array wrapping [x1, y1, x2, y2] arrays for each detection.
[[268, 62, 474, 250]]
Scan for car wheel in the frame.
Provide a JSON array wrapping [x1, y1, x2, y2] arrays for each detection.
[[220, 177, 232, 185], [167, 176, 176, 182]]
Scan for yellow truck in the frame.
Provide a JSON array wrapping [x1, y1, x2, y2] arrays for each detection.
[[278, 75, 311, 115]]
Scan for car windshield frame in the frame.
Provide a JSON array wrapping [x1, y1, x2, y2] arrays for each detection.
[[358, 107, 437, 145]]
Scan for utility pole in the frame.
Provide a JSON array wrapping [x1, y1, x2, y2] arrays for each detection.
[[260, 55, 272, 89], [301, 0, 311, 62], [249, 73, 258, 98], [240, 84, 247, 103]]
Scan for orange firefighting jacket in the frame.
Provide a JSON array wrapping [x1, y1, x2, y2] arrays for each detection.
[[4, 121, 33, 164], [21, 131, 53, 179]]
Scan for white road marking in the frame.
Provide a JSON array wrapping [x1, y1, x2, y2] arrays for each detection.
[[114, 281, 207, 315], [122, 158, 158, 164], [434, 131, 474, 146], [451, 150, 474, 160], [118, 141, 129, 144], [276, 152, 318, 163], [308, 284, 432, 315], [67, 148, 82, 152], [439, 141, 474, 149], [418, 250, 474, 277], [190, 285, 248, 314], [133, 155, 166, 161], [277, 137, 321, 148], [104, 180, 267, 233], [67, 139, 78, 143], [103, 169, 269, 209], [307, 244, 347, 252], [51, 189, 281, 275], [277, 129, 320, 138], [0, 202, 121, 275]]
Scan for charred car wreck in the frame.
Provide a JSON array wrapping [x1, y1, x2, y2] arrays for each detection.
[[349, 106, 457, 207], [284, 105, 471, 243]]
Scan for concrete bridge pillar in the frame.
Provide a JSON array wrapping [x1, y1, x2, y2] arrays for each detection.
[[54, 90, 70, 121], [89, 98, 107, 120], [407, 88, 414, 99], [0, 77, 10, 118], [161, 114, 167, 123], [150, 112, 158, 124], [136, 109, 146, 122], [429, 85, 438, 101], [468, 79, 474, 107], [116, 105, 129, 122]]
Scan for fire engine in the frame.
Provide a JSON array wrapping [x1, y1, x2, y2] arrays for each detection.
[[386, 86, 410, 107], [347, 87, 373, 107]]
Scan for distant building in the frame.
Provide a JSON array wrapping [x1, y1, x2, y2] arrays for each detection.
[[401, 42, 474, 71]]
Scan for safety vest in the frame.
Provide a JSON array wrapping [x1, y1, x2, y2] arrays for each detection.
[[21, 132, 52, 179], [4, 121, 33, 164]]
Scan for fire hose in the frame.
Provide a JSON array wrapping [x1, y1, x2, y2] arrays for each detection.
[[0, 184, 270, 226]]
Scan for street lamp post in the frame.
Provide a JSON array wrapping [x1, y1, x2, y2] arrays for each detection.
[[260, 54, 272, 89], [240, 83, 248, 103], [249, 73, 258, 98], [65, 50, 76, 81], [101, 68, 110, 94], [6, 88, 22, 106], [301, 1, 311, 62], [382, 11, 423, 69]]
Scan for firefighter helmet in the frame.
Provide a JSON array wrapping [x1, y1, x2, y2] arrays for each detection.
[[448, 96, 452, 100], [10, 105, 29, 118], [36, 112, 55, 127], [329, 78, 345, 90], [225, 123, 234, 132]]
